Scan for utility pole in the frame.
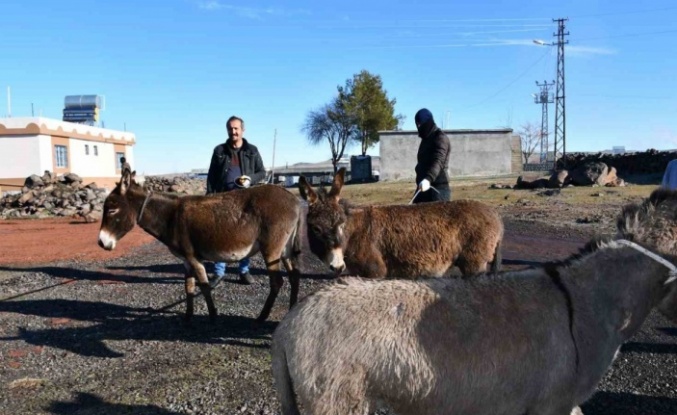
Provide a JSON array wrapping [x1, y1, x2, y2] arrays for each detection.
[[534, 80, 555, 163], [270, 129, 277, 183], [553, 18, 569, 169]]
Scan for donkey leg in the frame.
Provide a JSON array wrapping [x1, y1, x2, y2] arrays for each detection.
[[257, 257, 284, 322], [184, 273, 196, 323], [282, 258, 301, 309], [188, 258, 218, 321]]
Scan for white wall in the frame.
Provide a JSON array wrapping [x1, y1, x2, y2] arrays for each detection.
[[379, 129, 516, 181], [69, 139, 121, 177], [0, 135, 53, 177], [125, 146, 135, 170]]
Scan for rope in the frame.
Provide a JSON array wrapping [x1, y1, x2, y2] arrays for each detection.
[[408, 186, 441, 204], [137, 191, 153, 224], [614, 239, 677, 285]]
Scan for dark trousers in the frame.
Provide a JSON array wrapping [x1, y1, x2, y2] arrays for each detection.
[[413, 185, 451, 204]]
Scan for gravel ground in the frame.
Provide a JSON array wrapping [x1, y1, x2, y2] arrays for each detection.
[[0, 217, 676, 414]]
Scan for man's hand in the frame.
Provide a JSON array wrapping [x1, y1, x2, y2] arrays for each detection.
[[235, 175, 252, 188], [418, 179, 431, 192]]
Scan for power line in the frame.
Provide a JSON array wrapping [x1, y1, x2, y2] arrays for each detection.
[[466, 49, 551, 108], [577, 28, 677, 41], [574, 93, 673, 100], [569, 6, 677, 19]]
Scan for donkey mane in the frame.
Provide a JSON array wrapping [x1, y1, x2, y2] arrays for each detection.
[[541, 235, 615, 271], [617, 188, 677, 241]]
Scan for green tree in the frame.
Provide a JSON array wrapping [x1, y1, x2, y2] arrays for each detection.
[[340, 70, 403, 156], [302, 94, 356, 173]]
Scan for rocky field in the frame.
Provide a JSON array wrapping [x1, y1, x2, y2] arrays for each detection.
[[0, 180, 676, 415]]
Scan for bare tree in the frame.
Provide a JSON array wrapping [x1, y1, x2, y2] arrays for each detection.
[[302, 95, 356, 173], [519, 122, 543, 164]]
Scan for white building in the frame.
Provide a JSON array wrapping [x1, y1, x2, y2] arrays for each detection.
[[0, 117, 135, 191]]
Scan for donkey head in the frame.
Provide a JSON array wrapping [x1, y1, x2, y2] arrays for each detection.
[[299, 168, 348, 274], [617, 188, 677, 256], [98, 170, 141, 250]]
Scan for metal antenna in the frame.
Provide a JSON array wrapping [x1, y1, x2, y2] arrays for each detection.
[[534, 80, 555, 163]]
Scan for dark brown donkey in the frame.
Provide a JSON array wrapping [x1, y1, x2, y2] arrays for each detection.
[[299, 168, 503, 279], [98, 170, 303, 322]]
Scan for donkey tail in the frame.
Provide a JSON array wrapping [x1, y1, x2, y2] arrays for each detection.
[[490, 238, 502, 274], [271, 340, 301, 415]]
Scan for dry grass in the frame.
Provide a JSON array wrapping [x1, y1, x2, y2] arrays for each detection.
[[290, 177, 658, 209]]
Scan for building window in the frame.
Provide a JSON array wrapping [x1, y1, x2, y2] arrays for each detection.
[[116, 152, 125, 169], [55, 145, 68, 168], [85, 144, 89, 155], [93, 145, 98, 156]]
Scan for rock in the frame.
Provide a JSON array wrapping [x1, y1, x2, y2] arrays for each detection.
[[600, 166, 618, 186], [84, 210, 102, 223], [569, 161, 609, 186], [24, 175, 44, 189], [62, 172, 83, 184], [41, 170, 56, 184], [606, 178, 626, 187], [548, 169, 569, 188], [18, 191, 35, 205], [79, 203, 92, 215], [59, 208, 78, 217]]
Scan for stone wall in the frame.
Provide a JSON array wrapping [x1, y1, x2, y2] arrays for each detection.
[[557, 150, 677, 175]]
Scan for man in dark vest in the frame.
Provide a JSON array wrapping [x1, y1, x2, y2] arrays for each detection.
[[206, 115, 266, 285], [412, 108, 451, 203]]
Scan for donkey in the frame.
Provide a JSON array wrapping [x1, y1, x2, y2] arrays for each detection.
[[298, 168, 503, 278], [616, 187, 677, 254], [97, 170, 303, 322], [271, 236, 677, 415]]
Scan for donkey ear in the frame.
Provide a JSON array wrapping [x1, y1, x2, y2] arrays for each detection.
[[120, 170, 132, 195], [328, 167, 346, 202], [298, 176, 318, 205]]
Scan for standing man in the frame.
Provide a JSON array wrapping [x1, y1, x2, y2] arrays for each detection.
[[206, 115, 266, 285], [120, 157, 132, 175], [412, 108, 451, 203]]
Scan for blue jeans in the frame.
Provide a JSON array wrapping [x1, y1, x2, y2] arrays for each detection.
[[214, 258, 250, 277]]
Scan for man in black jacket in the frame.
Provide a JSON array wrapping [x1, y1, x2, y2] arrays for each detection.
[[412, 108, 451, 203], [206, 115, 266, 284]]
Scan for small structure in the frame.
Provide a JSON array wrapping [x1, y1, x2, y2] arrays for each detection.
[[0, 117, 135, 191], [378, 129, 522, 181]]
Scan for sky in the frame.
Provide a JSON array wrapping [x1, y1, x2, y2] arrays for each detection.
[[1, 0, 676, 175]]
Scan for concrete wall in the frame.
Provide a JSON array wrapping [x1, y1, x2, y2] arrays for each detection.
[[379, 129, 520, 181], [0, 134, 53, 177], [69, 139, 118, 177]]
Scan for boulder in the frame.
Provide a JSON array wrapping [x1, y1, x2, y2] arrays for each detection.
[[569, 161, 609, 186]]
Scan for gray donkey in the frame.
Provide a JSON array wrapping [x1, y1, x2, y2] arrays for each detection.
[[271, 188, 677, 415]]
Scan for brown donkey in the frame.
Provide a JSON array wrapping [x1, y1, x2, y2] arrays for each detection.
[[298, 168, 503, 278], [97, 170, 303, 322]]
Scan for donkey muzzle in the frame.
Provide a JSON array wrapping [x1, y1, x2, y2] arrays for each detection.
[[98, 230, 117, 250], [327, 248, 346, 275]]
